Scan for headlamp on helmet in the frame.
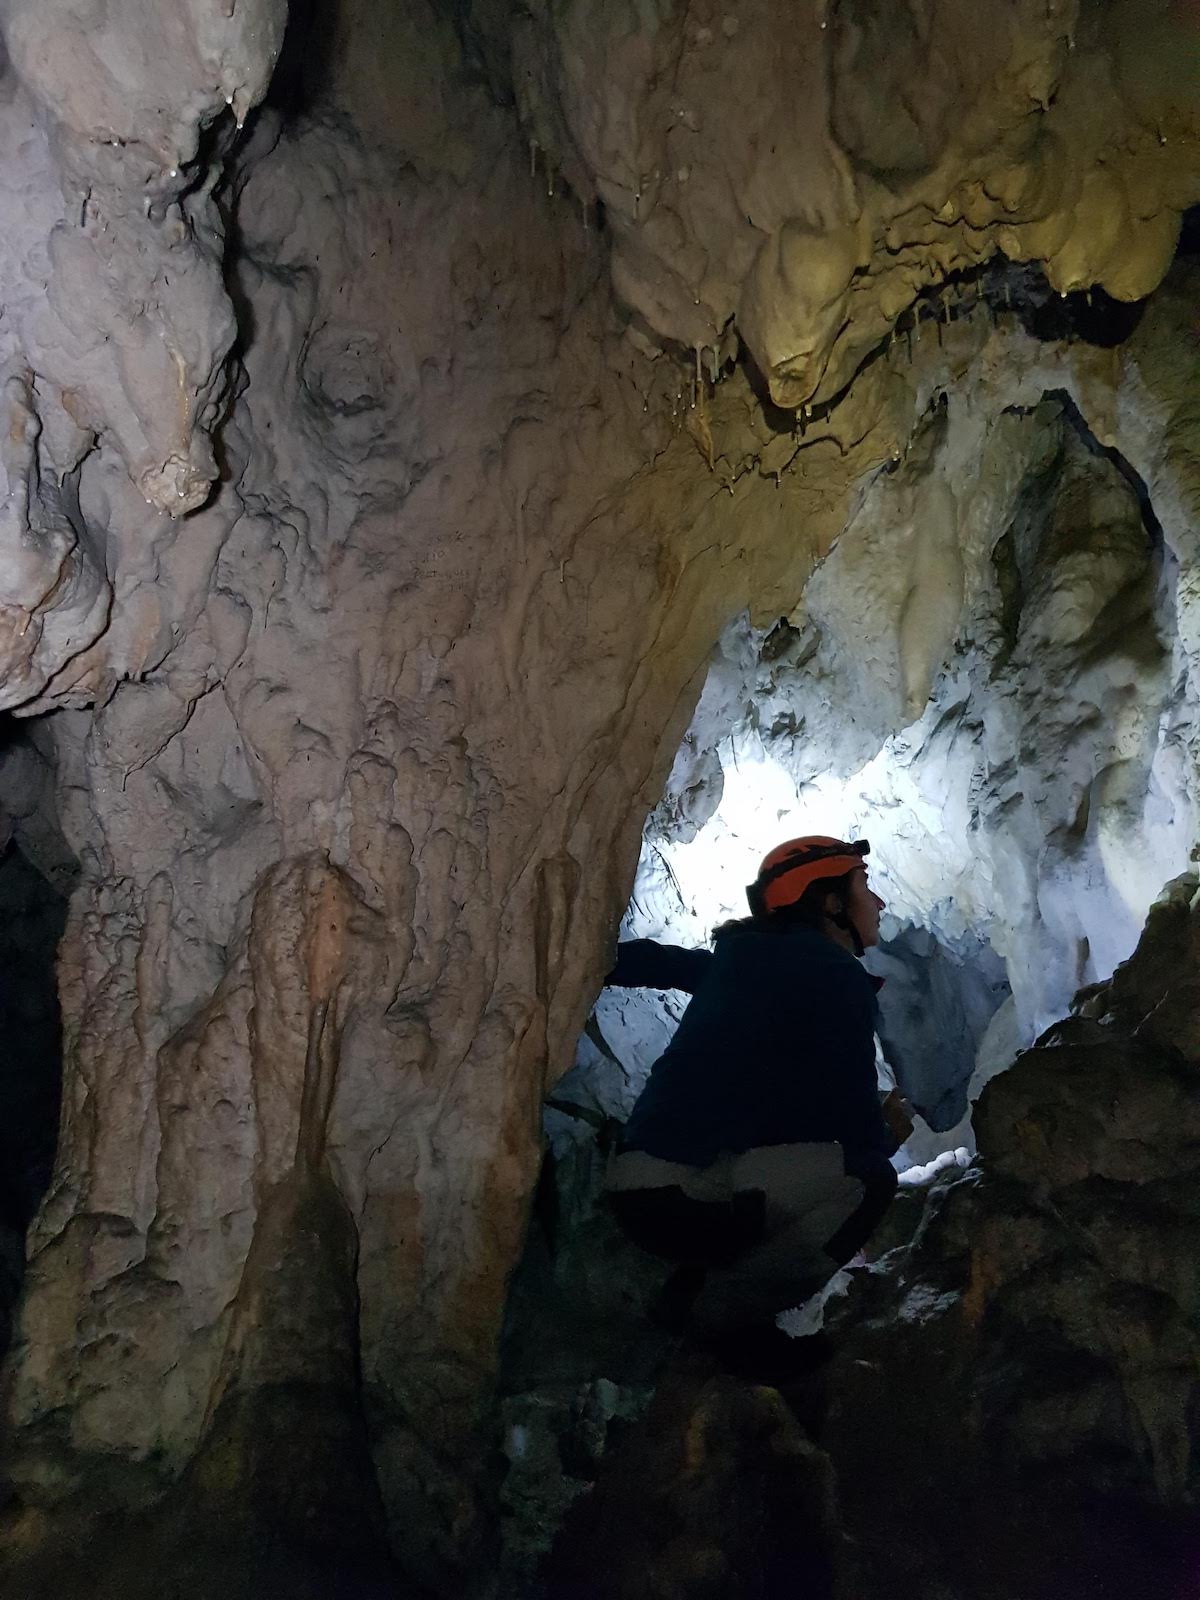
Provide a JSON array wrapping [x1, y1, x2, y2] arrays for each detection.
[[746, 836, 871, 919]]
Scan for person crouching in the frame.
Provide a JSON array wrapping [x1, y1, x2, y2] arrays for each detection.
[[604, 835, 911, 1380]]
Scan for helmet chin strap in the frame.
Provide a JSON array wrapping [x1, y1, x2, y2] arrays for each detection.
[[830, 907, 865, 957]]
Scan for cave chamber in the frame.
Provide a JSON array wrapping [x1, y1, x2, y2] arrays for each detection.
[[0, 2, 1197, 1598]]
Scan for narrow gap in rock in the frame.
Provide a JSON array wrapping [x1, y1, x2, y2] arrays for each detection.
[[1052, 389, 1166, 551], [0, 715, 74, 1360]]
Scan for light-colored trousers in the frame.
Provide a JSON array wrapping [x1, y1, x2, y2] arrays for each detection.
[[608, 1142, 871, 1333]]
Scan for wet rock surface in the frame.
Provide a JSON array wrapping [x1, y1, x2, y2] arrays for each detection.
[[492, 0, 1199, 410]]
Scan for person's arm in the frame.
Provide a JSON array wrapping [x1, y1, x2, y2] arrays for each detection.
[[605, 938, 713, 995], [822, 966, 901, 1157]]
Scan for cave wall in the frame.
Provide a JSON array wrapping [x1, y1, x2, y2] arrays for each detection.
[[0, 0, 1196, 1593], [0, 1, 908, 1586]]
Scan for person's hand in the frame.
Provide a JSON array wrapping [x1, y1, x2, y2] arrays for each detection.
[[881, 1088, 915, 1146]]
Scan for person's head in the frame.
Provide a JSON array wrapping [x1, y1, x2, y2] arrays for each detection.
[[745, 835, 885, 954]]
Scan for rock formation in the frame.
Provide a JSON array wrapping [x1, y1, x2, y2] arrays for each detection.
[[0, 1, 1196, 1595], [820, 870, 1200, 1599], [501, 0, 1195, 405]]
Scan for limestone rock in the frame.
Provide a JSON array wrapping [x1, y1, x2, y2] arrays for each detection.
[[0, 7, 897, 1586], [544, 1359, 839, 1600], [819, 873, 1200, 1596], [495, 0, 1199, 407], [0, 3, 1197, 1595]]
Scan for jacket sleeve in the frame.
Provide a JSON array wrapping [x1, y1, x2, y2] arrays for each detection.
[[774, 958, 898, 1164], [605, 939, 713, 995], [838, 1026, 900, 1159]]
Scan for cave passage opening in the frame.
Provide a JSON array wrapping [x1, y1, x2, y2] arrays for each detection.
[[556, 613, 1013, 1197], [531, 368, 1196, 1325], [588, 375, 1193, 1172], [548, 246, 1198, 1201]]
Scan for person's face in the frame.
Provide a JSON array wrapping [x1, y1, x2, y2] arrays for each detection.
[[842, 867, 885, 949]]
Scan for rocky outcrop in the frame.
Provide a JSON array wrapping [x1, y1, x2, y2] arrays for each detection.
[[820, 871, 1200, 1597], [544, 1360, 839, 1600]]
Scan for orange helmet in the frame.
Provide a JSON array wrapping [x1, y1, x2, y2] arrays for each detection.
[[746, 835, 870, 918]]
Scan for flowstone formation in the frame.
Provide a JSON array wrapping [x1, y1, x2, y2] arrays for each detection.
[[0, 1, 1196, 1596], [499, 0, 1197, 406], [0, 0, 287, 708]]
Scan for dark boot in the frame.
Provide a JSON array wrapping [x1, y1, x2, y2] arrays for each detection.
[[647, 1262, 707, 1335], [704, 1322, 833, 1386]]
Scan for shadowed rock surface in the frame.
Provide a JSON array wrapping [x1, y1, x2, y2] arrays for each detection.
[[821, 871, 1200, 1599], [544, 1359, 839, 1600]]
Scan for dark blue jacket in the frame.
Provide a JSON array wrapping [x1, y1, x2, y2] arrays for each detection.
[[607, 925, 897, 1179]]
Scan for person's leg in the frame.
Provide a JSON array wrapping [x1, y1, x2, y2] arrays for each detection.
[[822, 1169, 897, 1267], [606, 1183, 754, 1266], [607, 1180, 761, 1335], [689, 1143, 871, 1337]]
